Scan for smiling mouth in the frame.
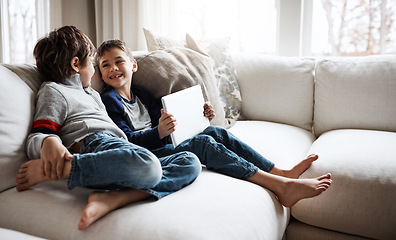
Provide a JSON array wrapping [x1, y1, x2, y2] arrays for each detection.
[[109, 74, 123, 79]]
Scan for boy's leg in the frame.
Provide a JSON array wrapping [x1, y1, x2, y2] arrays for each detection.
[[68, 133, 162, 190], [78, 151, 201, 230], [202, 126, 318, 178], [150, 151, 201, 199]]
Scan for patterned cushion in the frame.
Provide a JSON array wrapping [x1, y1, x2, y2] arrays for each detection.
[[132, 47, 229, 128]]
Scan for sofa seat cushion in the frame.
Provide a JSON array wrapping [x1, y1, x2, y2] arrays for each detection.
[[292, 129, 396, 239], [0, 169, 288, 240], [228, 120, 316, 169]]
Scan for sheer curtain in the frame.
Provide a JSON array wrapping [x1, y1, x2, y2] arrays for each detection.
[[95, 0, 178, 51], [94, 0, 277, 53], [0, 0, 61, 63]]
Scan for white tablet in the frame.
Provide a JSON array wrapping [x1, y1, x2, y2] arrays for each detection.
[[161, 85, 210, 148]]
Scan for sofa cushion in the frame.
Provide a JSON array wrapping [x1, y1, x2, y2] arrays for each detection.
[[314, 55, 396, 136], [292, 129, 396, 239], [132, 47, 229, 127], [0, 170, 288, 240], [228, 120, 316, 170], [232, 53, 315, 131], [0, 64, 42, 192]]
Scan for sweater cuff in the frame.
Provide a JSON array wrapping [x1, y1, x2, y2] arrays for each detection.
[[26, 133, 61, 159]]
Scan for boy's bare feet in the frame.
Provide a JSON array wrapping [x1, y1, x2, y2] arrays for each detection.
[[78, 189, 150, 230], [249, 168, 332, 207], [16, 159, 71, 191], [16, 159, 50, 191], [270, 154, 319, 179], [276, 173, 332, 207]]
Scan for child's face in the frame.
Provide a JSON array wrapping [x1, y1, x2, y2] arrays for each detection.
[[98, 47, 137, 89], [79, 57, 95, 87]]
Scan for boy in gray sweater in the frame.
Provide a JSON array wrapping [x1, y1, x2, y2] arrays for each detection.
[[16, 26, 201, 230]]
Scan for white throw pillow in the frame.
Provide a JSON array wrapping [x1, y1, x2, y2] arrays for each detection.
[[314, 55, 396, 136], [143, 28, 242, 124], [0, 64, 42, 192], [143, 28, 185, 52]]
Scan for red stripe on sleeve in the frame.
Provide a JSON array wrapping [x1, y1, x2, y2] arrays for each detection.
[[32, 120, 62, 133]]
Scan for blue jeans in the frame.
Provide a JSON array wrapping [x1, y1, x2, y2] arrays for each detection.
[[67, 132, 201, 199], [152, 126, 274, 180]]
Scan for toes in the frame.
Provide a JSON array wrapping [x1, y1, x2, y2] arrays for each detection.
[[317, 173, 332, 181], [16, 173, 25, 179], [16, 184, 28, 192], [16, 177, 28, 184], [306, 154, 318, 160]]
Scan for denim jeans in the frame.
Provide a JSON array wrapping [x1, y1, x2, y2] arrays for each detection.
[[67, 132, 201, 199], [152, 126, 274, 180]]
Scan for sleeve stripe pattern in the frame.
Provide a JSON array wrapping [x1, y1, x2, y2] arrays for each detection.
[[31, 119, 61, 134]]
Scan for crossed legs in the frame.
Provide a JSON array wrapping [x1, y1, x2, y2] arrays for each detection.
[[16, 154, 331, 229], [16, 159, 150, 230]]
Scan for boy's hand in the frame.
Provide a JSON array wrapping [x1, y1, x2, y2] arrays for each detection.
[[204, 102, 216, 122], [41, 136, 73, 180], [158, 109, 176, 139]]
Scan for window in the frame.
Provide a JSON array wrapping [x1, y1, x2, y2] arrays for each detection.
[[310, 0, 396, 56], [0, 0, 61, 64], [174, 0, 277, 54], [138, 0, 278, 54], [1, 0, 39, 63]]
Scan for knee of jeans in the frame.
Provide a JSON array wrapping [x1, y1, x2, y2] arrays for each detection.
[[195, 134, 216, 144], [126, 148, 162, 188], [204, 125, 225, 136], [185, 152, 202, 176]]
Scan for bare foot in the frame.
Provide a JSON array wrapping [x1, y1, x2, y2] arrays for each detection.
[[78, 191, 116, 231], [271, 154, 319, 179], [276, 173, 332, 207], [16, 159, 50, 191], [78, 189, 150, 230]]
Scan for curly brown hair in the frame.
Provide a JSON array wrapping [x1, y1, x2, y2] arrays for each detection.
[[33, 26, 96, 83]]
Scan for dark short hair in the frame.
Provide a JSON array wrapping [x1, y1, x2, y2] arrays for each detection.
[[33, 25, 96, 82], [96, 39, 134, 62]]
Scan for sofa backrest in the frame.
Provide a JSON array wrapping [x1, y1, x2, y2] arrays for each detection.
[[0, 64, 42, 192], [232, 53, 315, 131], [314, 55, 396, 136]]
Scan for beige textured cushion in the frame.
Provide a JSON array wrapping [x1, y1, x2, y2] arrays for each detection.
[[0, 170, 288, 240], [314, 55, 396, 136], [132, 47, 229, 127], [0, 64, 42, 192], [232, 53, 315, 131], [143, 28, 241, 123], [293, 129, 396, 239]]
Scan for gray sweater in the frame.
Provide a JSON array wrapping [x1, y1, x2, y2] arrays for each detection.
[[26, 74, 126, 159]]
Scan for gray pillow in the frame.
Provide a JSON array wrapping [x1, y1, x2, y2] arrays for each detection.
[[132, 47, 231, 128]]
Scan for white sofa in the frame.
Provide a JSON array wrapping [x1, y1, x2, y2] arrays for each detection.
[[0, 52, 395, 240]]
